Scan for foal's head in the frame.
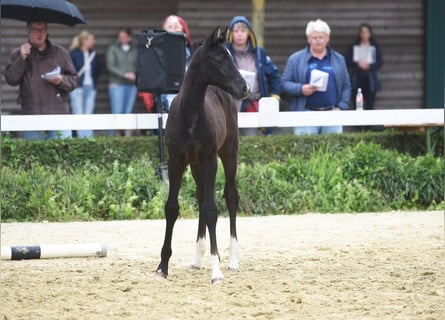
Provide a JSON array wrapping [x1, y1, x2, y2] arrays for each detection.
[[190, 27, 249, 100]]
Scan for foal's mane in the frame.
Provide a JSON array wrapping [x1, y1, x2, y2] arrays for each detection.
[[190, 41, 203, 55]]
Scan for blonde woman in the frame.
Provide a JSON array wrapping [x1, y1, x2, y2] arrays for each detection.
[[69, 30, 101, 138], [226, 16, 281, 136]]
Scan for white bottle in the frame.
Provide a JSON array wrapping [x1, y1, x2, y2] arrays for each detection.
[[355, 88, 364, 111]]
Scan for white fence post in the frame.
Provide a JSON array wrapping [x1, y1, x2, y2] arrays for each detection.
[[258, 97, 279, 127]]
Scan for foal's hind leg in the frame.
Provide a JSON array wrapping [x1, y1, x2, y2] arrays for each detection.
[[220, 153, 240, 272], [156, 157, 186, 278], [190, 165, 206, 270], [192, 157, 224, 283]]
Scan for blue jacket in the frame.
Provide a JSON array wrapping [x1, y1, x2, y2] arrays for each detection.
[[227, 16, 281, 107], [281, 46, 351, 111], [70, 48, 101, 88]]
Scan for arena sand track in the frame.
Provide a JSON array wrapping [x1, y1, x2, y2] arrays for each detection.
[[1, 211, 443, 320]]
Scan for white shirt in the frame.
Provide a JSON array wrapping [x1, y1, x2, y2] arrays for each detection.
[[82, 51, 93, 86]]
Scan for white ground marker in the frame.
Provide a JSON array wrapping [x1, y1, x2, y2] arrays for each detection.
[[1, 243, 107, 260]]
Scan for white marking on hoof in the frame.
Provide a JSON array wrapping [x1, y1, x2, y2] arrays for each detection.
[[211, 254, 224, 284], [191, 237, 206, 269], [155, 269, 167, 279], [228, 237, 240, 271]]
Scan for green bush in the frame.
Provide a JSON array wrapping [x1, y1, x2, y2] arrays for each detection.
[[341, 142, 444, 209], [1, 130, 442, 169], [0, 135, 161, 170], [1, 133, 443, 222], [1, 159, 161, 221]]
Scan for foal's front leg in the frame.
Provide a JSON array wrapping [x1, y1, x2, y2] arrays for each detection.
[[221, 152, 240, 272]]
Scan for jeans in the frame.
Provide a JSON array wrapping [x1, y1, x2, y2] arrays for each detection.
[[69, 85, 96, 138], [161, 93, 176, 112], [108, 84, 137, 136], [294, 108, 343, 135], [294, 125, 343, 135], [109, 84, 137, 114], [24, 130, 72, 140]]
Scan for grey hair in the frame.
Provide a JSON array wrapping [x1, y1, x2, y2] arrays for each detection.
[[305, 19, 331, 36]]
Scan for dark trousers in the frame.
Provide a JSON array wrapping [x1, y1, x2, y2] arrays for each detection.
[[353, 74, 382, 131], [352, 74, 376, 110]]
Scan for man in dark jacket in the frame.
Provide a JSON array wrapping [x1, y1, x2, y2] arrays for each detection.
[[5, 20, 78, 139], [226, 16, 281, 135]]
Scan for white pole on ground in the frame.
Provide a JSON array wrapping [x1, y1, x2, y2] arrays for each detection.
[[1, 243, 107, 260]]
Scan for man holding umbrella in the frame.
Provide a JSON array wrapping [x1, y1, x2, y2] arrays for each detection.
[[4, 18, 78, 139]]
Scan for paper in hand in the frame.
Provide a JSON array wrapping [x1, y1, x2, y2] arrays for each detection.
[[309, 69, 329, 92], [41, 66, 61, 80], [353, 45, 376, 64], [239, 69, 257, 93]]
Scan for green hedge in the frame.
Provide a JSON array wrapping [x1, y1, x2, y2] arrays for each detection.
[[1, 130, 442, 170], [1, 132, 443, 222]]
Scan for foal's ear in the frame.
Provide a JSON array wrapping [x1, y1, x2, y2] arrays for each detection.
[[221, 27, 229, 42], [206, 27, 226, 46]]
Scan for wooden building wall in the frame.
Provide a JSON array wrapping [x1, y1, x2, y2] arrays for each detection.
[[179, 0, 425, 109], [1, 0, 424, 115], [0, 0, 179, 115]]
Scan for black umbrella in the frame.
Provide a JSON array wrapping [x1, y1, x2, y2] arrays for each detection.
[[1, 0, 86, 27]]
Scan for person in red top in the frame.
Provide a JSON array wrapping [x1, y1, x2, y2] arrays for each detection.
[[138, 14, 193, 114]]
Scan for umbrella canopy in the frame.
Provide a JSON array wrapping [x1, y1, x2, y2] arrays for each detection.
[[1, 0, 87, 27]]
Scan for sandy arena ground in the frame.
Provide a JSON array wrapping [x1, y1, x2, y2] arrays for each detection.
[[1, 211, 444, 320]]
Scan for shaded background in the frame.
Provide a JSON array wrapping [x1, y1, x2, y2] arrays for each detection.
[[1, 0, 443, 115]]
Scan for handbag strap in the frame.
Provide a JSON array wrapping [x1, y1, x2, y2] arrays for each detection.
[[77, 51, 96, 77]]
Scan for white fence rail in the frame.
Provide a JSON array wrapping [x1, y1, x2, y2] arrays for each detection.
[[1, 98, 443, 132]]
